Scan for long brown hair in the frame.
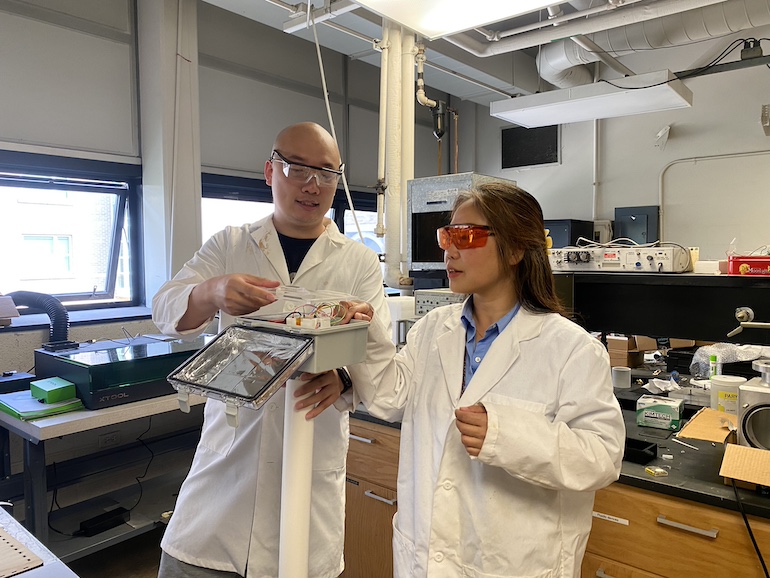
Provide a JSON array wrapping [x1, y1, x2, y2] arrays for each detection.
[[453, 183, 566, 316]]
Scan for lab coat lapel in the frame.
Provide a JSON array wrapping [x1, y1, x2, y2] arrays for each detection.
[[249, 218, 291, 285], [437, 315, 466, 403], [460, 309, 545, 405]]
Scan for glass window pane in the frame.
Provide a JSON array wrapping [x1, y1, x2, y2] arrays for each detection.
[[0, 185, 124, 300], [201, 198, 274, 242], [344, 210, 384, 254]]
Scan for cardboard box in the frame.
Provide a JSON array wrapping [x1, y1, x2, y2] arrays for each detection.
[[609, 351, 644, 368], [678, 408, 770, 490], [0, 295, 20, 327], [606, 335, 645, 368], [634, 335, 695, 350], [633, 335, 658, 352]]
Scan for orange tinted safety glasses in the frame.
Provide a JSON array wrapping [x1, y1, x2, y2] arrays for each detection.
[[437, 225, 495, 250]]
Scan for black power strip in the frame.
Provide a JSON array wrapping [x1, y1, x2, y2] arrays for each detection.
[[77, 507, 130, 537]]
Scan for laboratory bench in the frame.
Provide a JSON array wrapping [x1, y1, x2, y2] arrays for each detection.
[[348, 405, 770, 577], [0, 393, 206, 562]]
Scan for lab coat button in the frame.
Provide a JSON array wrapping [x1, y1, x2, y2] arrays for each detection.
[[443, 481, 452, 490], [434, 552, 444, 562], [474, 356, 481, 363], [269, 403, 277, 411]]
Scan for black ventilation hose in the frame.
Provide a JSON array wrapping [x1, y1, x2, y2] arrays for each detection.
[[7, 291, 70, 343]]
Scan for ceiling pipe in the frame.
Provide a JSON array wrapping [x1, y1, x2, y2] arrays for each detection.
[[539, 0, 770, 88], [443, 0, 730, 57], [282, 0, 358, 33], [570, 35, 635, 77], [495, 0, 645, 39]]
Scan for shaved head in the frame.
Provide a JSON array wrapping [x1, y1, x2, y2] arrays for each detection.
[[273, 122, 340, 168]]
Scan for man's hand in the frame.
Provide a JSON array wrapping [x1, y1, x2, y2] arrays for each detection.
[[177, 274, 280, 331], [208, 274, 280, 316], [292, 369, 345, 420], [455, 404, 488, 457]]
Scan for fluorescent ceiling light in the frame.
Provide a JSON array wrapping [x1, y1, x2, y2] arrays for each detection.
[[490, 70, 693, 128], [351, 0, 557, 40]]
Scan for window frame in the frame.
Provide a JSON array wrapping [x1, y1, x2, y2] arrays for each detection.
[[0, 150, 143, 311], [201, 172, 379, 234]]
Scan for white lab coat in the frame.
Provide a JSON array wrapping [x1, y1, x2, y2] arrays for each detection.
[[152, 216, 391, 578], [350, 302, 625, 578]]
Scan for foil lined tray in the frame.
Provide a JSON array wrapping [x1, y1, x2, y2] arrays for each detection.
[[167, 324, 314, 411]]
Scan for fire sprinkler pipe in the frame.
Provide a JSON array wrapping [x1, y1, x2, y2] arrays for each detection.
[[444, 0, 730, 57]]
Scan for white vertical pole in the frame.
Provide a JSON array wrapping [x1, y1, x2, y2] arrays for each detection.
[[278, 378, 315, 578]]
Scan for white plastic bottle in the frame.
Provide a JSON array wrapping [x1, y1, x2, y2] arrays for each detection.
[[709, 375, 747, 414]]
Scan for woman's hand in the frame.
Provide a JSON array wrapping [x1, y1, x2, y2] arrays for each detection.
[[292, 370, 345, 420], [339, 300, 374, 323], [455, 404, 488, 457]]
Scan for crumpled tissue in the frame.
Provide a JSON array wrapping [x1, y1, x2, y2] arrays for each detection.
[[643, 378, 681, 394]]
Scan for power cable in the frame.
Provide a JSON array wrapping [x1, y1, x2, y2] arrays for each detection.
[[731, 479, 769, 578]]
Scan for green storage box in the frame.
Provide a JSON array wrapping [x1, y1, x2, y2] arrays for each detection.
[[30, 377, 76, 404]]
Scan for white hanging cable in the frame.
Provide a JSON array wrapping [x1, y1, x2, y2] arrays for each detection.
[[310, 14, 365, 245]]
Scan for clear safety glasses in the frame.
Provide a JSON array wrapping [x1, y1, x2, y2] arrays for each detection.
[[437, 225, 495, 250], [270, 150, 344, 188]]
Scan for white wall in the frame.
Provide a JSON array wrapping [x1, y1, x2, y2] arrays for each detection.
[[474, 26, 770, 260]]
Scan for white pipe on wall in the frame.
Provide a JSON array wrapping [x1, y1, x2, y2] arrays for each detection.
[[400, 32, 416, 287], [383, 22, 404, 288], [375, 25, 389, 238]]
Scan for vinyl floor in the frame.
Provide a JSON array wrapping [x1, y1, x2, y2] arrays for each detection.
[[66, 526, 164, 578]]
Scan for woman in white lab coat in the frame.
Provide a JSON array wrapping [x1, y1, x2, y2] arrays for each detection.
[[344, 183, 625, 578]]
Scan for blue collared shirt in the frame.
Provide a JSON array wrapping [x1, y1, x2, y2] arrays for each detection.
[[460, 299, 521, 393]]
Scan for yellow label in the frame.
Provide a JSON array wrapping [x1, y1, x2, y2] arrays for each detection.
[[718, 391, 738, 413]]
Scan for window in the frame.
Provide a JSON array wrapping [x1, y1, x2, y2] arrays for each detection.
[[0, 151, 142, 310], [202, 173, 381, 251], [21, 235, 73, 279]]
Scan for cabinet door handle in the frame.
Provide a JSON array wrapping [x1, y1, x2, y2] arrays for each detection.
[[596, 570, 615, 578], [349, 434, 375, 444], [364, 490, 397, 506], [656, 515, 719, 538]]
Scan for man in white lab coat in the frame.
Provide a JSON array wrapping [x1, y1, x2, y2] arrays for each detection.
[[152, 122, 390, 578]]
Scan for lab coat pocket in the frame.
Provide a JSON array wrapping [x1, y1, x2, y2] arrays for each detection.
[[462, 567, 553, 578], [481, 393, 546, 416], [392, 514, 417, 578]]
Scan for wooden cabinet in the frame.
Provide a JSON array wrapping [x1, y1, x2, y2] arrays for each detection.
[[585, 483, 770, 577], [342, 418, 400, 578], [582, 552, 663, 578]]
